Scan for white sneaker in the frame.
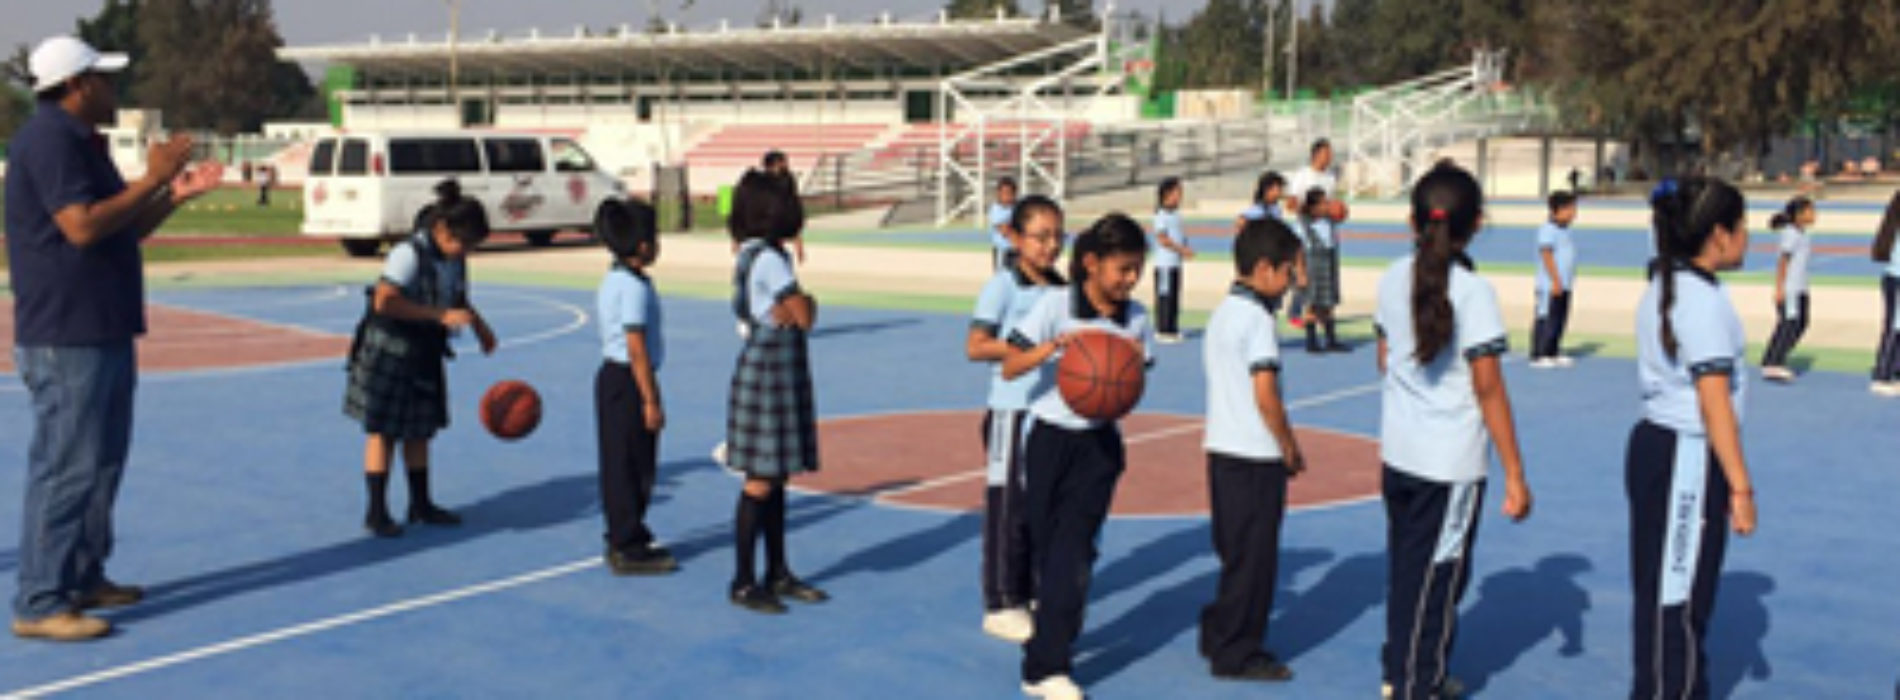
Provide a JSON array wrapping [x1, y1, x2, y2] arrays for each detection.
[[1382, 676, 1466, 699], [1157, 333, 1184, 345], [1552, 356, 1576, 368], [1872, 382, 1900, 397], [1022, 675, 1085, 699], [1529, 358, 1560, 369], [983, 607, 1034, 643], [1762, 366, 1794, 382]]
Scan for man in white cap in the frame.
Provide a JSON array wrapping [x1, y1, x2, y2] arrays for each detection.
[[6, 35, 222, 641]]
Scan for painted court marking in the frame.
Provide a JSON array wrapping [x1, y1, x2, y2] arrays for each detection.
[[1, 558, 601, 698]]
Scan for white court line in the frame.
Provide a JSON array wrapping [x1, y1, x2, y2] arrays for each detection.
[[862, 380, 1383, 505], [1, 558, 599, 698]]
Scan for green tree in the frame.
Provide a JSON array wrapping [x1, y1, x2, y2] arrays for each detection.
[[76, 0, 142, 102], [1177, 0, 1262, 88], [1046, 0, 1095, 28], [946, 0, 1020, 18], [135, 0, 313, 133]]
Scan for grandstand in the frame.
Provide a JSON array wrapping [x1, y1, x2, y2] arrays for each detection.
[[278, 9, 1164, 222]]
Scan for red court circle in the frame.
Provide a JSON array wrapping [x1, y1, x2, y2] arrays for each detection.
[[795, 411, 1383, 517]]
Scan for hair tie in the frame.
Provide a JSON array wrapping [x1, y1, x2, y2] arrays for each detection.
[[1651, 178, 1679, 204], [1428, 208, 1448, 222]]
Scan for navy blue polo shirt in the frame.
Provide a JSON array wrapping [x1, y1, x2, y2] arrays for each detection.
[[4, 103, 146, 346]]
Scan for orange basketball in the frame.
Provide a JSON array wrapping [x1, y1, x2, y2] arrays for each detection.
[[1057, 331, 1147, 421], [480, 380, 542, 441], [1330, 199, 1350, 222]]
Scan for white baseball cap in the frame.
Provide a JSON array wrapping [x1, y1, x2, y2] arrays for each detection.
[[28, 36, 129, 94]]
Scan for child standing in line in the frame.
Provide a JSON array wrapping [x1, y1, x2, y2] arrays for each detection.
[[1374, 163, 1533, 700], [1003, 215, 1154, 700], [966, 195, 1068, 642], [344, 180, 498, 538], [1872, 192, 1900, 396], [725, 169, 829, 614], [1153, 177, 1195, 344], [991, 177, 1022, 270], [1760, 196, 1816, 382], [1628, 177, 1759, 698], [1299, 189, 1348, 353], [594, 199, 677, 576], [1239, 171, 1303, 323], [1531, 191, 1580, 368], [1197, 216, 1306, 683]]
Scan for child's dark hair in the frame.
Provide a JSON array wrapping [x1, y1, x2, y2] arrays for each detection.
[[1302, 187, 1327, 218], [1875, 191, 1900, 263], [1649, 177, 1746, 359], [1157, 177, 1182, 208], [996, 176, 1018, 193], [727, 169, 804, 243], [762, 150, 787, 170], [1252, 171, 1286, 204], [1310, 139, 1331, 158], [429, 179, 489, 241], [1010, 194, 1063, 235], [1769, 195, 1812, 230], [1409, 163, 1485, 364], [1234, 217, 1303, 278], [1548, 190, 1578, 213], [599, 199, 658, 260], [1068, 213, 1150, 287]]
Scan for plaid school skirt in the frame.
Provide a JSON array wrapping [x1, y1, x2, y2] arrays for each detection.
[[343, 321, 450, 441], [726, 326, 819, 478], [1305, 246, 1341, 310]]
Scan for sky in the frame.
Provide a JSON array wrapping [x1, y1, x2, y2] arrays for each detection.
[[0, 0, 1298, 58]]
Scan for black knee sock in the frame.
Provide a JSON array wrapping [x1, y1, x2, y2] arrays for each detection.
[[1306, 323, 1321, 351], [734, 492, 766, 588], [764, 486, 790, 582], [365, 473, 391, 522], [1324, 318, 1338, 346], [405, 467, 436, 514]]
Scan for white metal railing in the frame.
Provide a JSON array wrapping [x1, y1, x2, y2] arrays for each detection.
[[1345, 50, 1550, 197]]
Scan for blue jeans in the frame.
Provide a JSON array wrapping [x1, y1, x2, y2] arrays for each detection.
[[12, 341, 136, 620]]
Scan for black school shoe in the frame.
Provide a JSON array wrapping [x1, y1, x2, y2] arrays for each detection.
[[365, 513, 403, 539], [407, 504, 463, 527], [1325, 342, 1354, 353], [606, 545, 679, 576], [769, 576, 830, 604], [730, 584, 789, 615], [1212, 653, 1294, 682]]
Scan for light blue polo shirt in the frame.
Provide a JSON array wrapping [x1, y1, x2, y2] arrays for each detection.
[[382, 237, 466, 308], [1778, 225, 1812, 299], [1240, 203, 1277, 221], [739, 239, 799, 326], [1203, 284, 1284, 461], [1534, 221, 1577, 292], [1009, 288, 1155, 431], [1637, 266, 1748, 435], [989, 202, 1016, 253], [972, 266, 1064, 411], [1151, 209, 1187, 269], [1304, 217, 1336, 249], [1375, 254, 1510, 484], [598, 264, 663, 369]]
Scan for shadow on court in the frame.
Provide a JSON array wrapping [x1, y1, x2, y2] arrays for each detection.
[[1707, 571, 1776, 699], [1455, 553, 1594, 693], [1091, 524, 1216, 604], [110, 459, 718, 624], [807, 512, 980, 585], [662, 478, 921, 565], [1076, 546, 1332, 684], [0, 549, 15, 574], [1273, 551, 1387, 661]]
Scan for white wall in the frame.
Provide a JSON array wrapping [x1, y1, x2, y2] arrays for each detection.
[[340, 103, 460, 130]]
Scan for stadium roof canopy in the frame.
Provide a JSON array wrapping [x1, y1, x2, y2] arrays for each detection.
[[280, 16, 1100, 83]]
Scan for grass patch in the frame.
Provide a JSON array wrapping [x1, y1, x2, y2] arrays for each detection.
[[0, 188, 305, 238]]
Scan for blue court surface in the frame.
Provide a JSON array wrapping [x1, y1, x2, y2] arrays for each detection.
[[1, 281, 1896, 698]]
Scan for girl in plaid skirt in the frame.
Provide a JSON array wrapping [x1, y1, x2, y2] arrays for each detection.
[[725, 169, 829, 614], [1298, 188, 1348, 353], [344, 180, 497, 538]]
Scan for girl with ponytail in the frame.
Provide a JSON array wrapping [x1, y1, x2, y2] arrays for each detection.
[[1628, 176, 1756, 698], [1372, 162, 1532, 700], [344, 179, 499, 538], [1759, 196, 1816, 381]]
